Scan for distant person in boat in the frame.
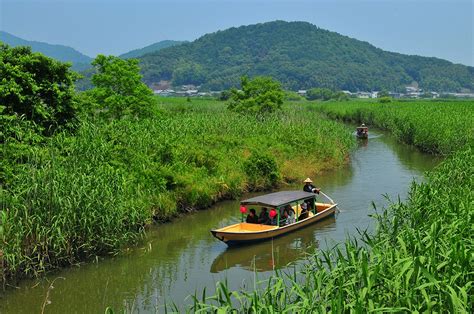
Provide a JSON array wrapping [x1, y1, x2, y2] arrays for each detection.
[[298, 202, 310, 220], [246, 208, 259, 224], [258, 207, 270, 224], [303, 178, 320, 194]]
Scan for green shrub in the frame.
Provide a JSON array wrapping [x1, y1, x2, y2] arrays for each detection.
[[243, 151, 280, 189], [227, 76, 284, 114], [378, 96, 392, 103]]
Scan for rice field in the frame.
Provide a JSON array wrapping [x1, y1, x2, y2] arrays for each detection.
[[316, 99, 474, 155], [1, 98, 354, 283]]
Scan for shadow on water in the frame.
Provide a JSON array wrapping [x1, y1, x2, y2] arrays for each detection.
[[0, 130, 442, 313]]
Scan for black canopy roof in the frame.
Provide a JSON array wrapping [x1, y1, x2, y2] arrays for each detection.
[[240, 191, 315, 207]]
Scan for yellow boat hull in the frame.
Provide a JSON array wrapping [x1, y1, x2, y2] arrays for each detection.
[[211, 203, 337, 245]]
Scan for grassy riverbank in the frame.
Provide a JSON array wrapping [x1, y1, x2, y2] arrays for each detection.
[[188, 144, 473, 313], [316, 99, 474, 154], [1, 98, 354, 283], [182, 100, 474, 312]]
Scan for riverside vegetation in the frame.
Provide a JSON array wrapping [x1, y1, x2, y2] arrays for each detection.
[[0, 45, 353, 284], [182, 100, 473, 312], [316, 99, 474, 155]]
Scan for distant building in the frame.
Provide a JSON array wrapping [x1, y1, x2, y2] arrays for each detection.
[[186, 89, 199, 95], [389, 92, 402, 98], [356, 92, 372, 98], [406, 86, 419, 93], [297, 90, 307, 96]]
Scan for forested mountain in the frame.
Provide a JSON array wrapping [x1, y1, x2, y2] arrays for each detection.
[[0, 31, 92, 71], [120, 40, 185, 59], [138, 21, 474, 92]]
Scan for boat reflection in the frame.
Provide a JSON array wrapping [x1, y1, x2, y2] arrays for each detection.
[[210, 216, 336, 273]]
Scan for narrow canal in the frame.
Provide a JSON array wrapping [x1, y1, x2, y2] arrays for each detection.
[[0, 131, 441, 313]]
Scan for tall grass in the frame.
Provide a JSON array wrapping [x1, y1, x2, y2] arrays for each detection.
[[1, 99, 354, 283], [175, 99, 474, 312], [316, 100, 474, 154], [187, 145, 473, 312]]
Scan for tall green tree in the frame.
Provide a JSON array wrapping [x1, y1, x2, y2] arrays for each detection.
[[227, 76, 284, 114], [0, 44, 78, 135], [306, 88, 334, 101], [89, 55, 155, 119]]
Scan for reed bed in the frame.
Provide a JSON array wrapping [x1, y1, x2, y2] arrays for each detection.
[[316, 100, 474, 155], [1, 99, 354, 283], [187, 145, 473, 312]]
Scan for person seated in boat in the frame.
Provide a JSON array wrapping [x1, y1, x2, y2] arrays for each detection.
[[298, 202, 310, 220], [268, 208, 278, 225], [279, 208, 289, 226], [246, 208, 259, 224], [303, 178, 320, 194], [284, 204, 296, 224], [258, 207, 270, 224]]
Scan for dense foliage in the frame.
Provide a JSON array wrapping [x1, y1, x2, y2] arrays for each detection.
[[306, 88, 348, 101], [227, 76, 284, 114], [1, 97, 354, 282], [188, 145, 473, 312], [317, 100, 474, 154], [139, 21, 474, 92], [0, 44, 78, 138], [86, 55, 156, 119]]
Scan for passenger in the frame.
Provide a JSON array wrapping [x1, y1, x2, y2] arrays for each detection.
[[280, 208, 289, 226], [258, 207, 270, 224], [303, 178, 320, 194], [246, 208, 259, 224], [284, 204, 296, 224], [268, 208, 278, 225], [298, 202, 309, 220]]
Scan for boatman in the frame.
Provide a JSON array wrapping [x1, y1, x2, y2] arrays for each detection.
[[303, 178, 320, 194]]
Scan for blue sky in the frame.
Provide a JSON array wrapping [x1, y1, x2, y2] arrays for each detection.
[[1, 0, 472, 66]]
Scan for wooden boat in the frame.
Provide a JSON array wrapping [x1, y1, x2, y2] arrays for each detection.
[[211, 191, 337, 245], [210, 216, 335, 272], [356, 124, 369, 139]]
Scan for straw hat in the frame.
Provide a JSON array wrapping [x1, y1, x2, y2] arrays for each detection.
[[303, 178, 313, 183]]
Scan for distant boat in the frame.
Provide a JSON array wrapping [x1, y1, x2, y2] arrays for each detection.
[[356, 124, 369, 139], [210, 191, 337, 245]]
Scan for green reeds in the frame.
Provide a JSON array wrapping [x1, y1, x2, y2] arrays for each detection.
[[1, 99, 354, 283], [186, 145, 473, 312], [316, 99, 474, 155]]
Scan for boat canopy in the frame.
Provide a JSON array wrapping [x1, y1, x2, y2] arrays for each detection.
[[240, 191, 315, 207]]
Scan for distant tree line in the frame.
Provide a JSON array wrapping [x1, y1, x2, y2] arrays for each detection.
[[137, 21, 474, 92]]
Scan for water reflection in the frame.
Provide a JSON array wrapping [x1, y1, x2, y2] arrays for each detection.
[[210, 217, 337, 273]]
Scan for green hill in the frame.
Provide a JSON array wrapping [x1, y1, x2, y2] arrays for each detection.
[[120, 40, 185, 59], [138, 21, 474, 92], [0, 31, 92, 71]]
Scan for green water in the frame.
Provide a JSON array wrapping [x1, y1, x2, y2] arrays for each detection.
[[0, 131, 441, 313]]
